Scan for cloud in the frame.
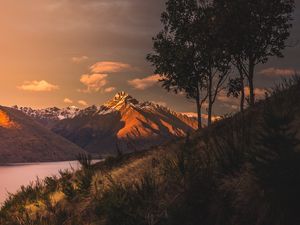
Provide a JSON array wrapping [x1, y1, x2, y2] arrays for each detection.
[[72, 56, 88, 63], [244, 87, 266, 99], [18, 80, 59, 92], [128, 74, 160, 90], [90, 61, 134, 73], [217, 91, 239, 105], [78, 100, 88, 106], [78, 62, 127, 93], [104, 87, 116, 93], [64, 98, 73, 104], [79, 74, 108, 93], [217, 87, 266, 109], [259, 67, 297, 77]]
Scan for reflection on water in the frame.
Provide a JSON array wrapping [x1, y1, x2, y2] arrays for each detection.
[[0, 161, 80, 205]]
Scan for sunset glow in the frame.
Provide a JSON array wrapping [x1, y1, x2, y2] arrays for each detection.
[[0, 0, 298, 116]]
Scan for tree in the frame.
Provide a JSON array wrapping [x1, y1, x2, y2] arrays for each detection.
[[199, 5, 231, 126], [215, 0, 295, 106], [147, 0, 207, 129], [227, 77, 245, 112], [147, 0, 230, 127], [173, 2, 231, 127]]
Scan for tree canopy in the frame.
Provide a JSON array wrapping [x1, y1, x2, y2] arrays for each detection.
[[148, 0, 295, 127], [215, 0, 295, 106]]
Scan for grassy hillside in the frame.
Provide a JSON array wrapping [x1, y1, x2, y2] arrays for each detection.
[[1, 77, 300, 225]]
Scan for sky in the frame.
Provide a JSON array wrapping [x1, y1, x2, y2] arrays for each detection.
[[0, 0, 299, 116]]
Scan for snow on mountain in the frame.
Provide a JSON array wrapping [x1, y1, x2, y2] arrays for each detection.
[[13, 105, 81, 128], [181, 112, 198, 118], [14, 105, 80, 120]]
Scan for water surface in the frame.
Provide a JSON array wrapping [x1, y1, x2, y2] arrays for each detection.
[[0, 161, 80, 205]]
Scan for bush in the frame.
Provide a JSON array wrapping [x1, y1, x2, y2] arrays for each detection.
[[59, 170, 76, 200]]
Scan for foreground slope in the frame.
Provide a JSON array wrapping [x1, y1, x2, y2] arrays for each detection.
[[52, 92, 197, 155], [0, 106, 86, 163]]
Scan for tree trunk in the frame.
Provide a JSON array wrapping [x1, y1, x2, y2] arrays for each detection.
[[240, 76, 245, 113], [236, 60, 246, 112], [196, 85, 202, 130], [207, 102, 213, 126], [248, 60, 255, 106], [207, 74, 213, 126]]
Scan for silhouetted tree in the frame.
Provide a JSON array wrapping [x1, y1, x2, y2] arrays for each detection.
[[147, 0, 230, 128], [199, 3, 231, 126], [215, 0, 295, 106], [227, 77, 244, 112], [147, 0, 206, 129]]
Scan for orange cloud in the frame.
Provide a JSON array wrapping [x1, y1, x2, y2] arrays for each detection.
[[64, 98, 73, 104], [90, 61, 134, 73], [128, 74, 160, 90], [78, 100, 88, 106], [259, 68, 296, 77], [217, 87, 266, 109], [104, 87, 116, 93], [217, 90, 239, 107], [244, 87, 266, 99], [72, 56, 88, 63], [18, 80, 59, 92], [79, 74, 108, 93]]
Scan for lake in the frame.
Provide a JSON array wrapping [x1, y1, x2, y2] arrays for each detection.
[[0, 161, 80, 206]]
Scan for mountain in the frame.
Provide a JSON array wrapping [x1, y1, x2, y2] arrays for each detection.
[[13, 105, 80, 128], [0, 106, 86, 163], [17, 92, 197, 156]]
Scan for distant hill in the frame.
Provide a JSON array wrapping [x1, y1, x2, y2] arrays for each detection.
[[0, 106, 86, 163], [16, 92, 197, 156]]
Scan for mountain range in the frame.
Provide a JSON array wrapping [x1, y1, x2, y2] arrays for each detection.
[[13, 92, 197, 157]]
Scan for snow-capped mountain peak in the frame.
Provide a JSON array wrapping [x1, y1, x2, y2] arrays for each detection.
[[104, 91, 139, 110]]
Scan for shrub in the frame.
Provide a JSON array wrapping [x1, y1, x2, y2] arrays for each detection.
[[59, 170, 76, 200]]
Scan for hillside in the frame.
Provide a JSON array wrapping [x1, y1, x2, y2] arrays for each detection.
[[18, 92, 197, 155], [0, 106, 86, 163], [1, 77, 300, 225]]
